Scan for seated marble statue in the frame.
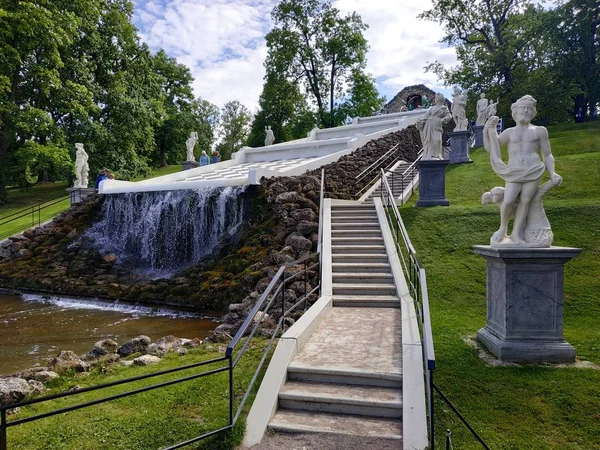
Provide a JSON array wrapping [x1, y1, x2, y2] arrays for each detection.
[[185, 131, 198, 161], [415, 93, 452, 160], [451, 86, 468, 131], [483, 95, 562, 247], [476, 93, 489, 125]]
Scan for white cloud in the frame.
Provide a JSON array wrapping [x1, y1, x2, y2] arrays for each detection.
[[133, 0, 458, 110]]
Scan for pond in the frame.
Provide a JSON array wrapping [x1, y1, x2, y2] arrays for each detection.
[[0, 293, 220, 376]]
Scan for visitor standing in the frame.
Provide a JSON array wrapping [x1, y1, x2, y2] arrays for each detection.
[[199, 151, 209, 166], [211, 151, 220, 164], [94, 168, 109, 189]]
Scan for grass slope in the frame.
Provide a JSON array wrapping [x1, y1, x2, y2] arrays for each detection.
[[6, 341, 269, 450], [402, 122, 600, 449]]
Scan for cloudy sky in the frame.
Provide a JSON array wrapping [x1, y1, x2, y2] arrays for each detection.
[[132, 0, 457, 111]]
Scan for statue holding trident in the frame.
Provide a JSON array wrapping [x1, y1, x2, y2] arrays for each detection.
[[483, 95, 562, 247]]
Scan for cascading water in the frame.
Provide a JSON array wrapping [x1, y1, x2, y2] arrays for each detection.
[[85, 186, 247, 276]]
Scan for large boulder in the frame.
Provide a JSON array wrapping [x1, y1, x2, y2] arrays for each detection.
[[86, 339, 119, 359], [133, 355, 161, 366], [147, 335, 183, 357], [11, 368, 59, 383], [0, 378, 46, 407], [285, 232, 313, 253], [47, 351, 89, 374], [117, 335, 151, 357]]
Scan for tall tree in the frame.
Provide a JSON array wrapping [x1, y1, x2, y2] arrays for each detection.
[[266, 0, 370, 128], [217, 100, 251, 161], [336, 70, 386, 123]]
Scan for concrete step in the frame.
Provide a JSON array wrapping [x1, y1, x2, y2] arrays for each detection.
[[333, 295, 400, 308], [269, 409, 402, 439], [332, 229, 382, 237], [287, 364, 402, 388], [331, 216, 378, 223], [332, 253, 389, 263], [279, 380, 402, 418], [331, 222, 380, 229], [332, 273, 394, 284], [331, 245, 387, 254], [331, 210, 377, 216], [331, 237, 383, 245], [332, 283, 397, 296], [332, 263, 390, 273]]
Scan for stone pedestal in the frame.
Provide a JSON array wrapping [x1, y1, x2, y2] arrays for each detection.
[[472, 125, 484, 147], [181, 160, 200, 171], [66, 187, 95, 205], [473, 245, 581, 363], [416, 159, 449, 207], [448, 130, 472, 164]]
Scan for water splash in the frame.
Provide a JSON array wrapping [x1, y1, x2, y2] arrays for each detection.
[[85, 186, 247, 276], [21, 294, 209, 319]]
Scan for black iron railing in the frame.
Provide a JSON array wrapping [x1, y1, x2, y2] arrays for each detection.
[[380, 170, 490, 449], [353, 143, 402, 200], [0, 172, 327, 450], [0, 190, 80, 241]]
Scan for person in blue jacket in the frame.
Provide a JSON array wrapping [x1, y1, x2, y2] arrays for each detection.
[[94, 168, 109, 189], [199, 151, 209, 166], [211, 150, 220, 164]]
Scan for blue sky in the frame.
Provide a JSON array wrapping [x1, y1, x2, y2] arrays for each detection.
[[132, 0, 458, 111]]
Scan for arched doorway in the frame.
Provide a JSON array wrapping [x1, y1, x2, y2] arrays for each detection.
[[407, 95, 422, 110]]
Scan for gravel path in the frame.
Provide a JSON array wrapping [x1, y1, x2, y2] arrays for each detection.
[[239, 431, 401, 450]]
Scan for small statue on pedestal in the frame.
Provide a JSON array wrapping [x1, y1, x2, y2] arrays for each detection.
[[476, 93, 489, 125], [186, 131, 198, 161], [482, 95, 562, 247], [265, 126, 275, 146], [74, 143, 89, 188], [451, 87, 468, 131], [415, 93, 452, 160]]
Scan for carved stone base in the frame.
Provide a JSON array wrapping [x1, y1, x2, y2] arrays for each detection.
[[416, 159, 449, 207], [473, 245, 581, 363], [66, 187, 95, 205], [449, 130, 472, 164], [181, 161, 200, 171], [472, 125, 484, 147]]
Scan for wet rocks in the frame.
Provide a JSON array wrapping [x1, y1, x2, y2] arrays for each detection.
[[47, 351, 89, 374], [117, 335, 151, 357], [133, 355, 161, 366], [0, 378, 46, 406]]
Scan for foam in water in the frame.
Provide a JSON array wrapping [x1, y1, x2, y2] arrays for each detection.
[[21, 294, 207, 319], [85, 186, 246, 276]]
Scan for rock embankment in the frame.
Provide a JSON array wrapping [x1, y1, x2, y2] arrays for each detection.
[[0, 335, 203, 408]]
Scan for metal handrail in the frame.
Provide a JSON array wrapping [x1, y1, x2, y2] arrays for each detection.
[[387, 148, 423, 206], [0, 190, 80, 241], [380, 169, 436, 447], [355, 142, 400, 183]]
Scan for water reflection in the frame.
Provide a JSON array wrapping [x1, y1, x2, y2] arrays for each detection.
[[0, 293, 219, 376]]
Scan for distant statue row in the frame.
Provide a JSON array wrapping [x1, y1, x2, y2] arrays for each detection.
[[476, 94, 497, 126]]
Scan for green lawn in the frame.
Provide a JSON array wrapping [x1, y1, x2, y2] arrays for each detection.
[[0, 166, 181, 239], [402, 121, 600, 449], [5, 341, 269, 450]]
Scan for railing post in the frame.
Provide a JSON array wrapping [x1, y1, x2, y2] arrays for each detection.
[[1, 408, 7, 450], [228, 354, 234, 426], [446, 429, 452, 450], [429, 369, 435, 450], [281, 269, 285, 332], [304, 259, 308, 312]]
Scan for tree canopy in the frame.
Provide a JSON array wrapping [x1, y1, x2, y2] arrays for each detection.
[[419, 0, 599, 124]]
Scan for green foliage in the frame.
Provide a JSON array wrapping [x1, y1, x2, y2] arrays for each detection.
[[218, 100, 251, 160], [336, 70, 386, 123], [420, 0, 598, 124], [265, 0, 374, 128]]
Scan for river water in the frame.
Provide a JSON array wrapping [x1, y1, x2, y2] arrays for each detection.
[[0, 293, 220, 376]]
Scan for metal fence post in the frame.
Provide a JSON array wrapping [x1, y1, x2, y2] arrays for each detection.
[[304, 260, 308, 312], [281, 270, 285, 332], [446, 429, 452, 450], [229, 355, 234, 426], [1, 409, 7, 450]]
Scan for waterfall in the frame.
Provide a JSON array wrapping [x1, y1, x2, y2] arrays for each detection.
[[85, 186, 247, 276]]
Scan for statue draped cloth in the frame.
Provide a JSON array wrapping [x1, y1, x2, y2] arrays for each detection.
[[484, 124, 545, 183], [419, 103, 450, 159]]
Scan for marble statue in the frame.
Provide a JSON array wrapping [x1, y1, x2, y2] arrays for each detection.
[[483, 95, 562, 247], [451, 86, 468, 131], [476, 93, 489, 125], [265, 126, 275, 146], [415, 92, 452, 160], [185, 131, 198, 161], [74, 143, 89, 188], [485, 99, 497, 123]]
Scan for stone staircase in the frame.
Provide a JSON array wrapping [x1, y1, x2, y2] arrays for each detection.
[[268, 202, 403, 441], [363, 162, 413, 204]]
